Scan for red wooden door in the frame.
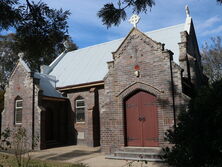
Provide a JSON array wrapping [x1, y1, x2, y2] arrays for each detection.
[[141, 91, 159, 147], [125, 91, 158, 147], [125, 92, 142, 146]]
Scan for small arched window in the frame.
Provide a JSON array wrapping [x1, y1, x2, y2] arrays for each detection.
[[75, 96, 85, 122], [15, 96, 23, 124]]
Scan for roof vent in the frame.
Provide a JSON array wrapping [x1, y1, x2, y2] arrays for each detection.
[[40, 65, 50, 74]]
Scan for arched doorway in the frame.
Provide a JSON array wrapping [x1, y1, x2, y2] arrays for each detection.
[[124, 90, 158, 147]]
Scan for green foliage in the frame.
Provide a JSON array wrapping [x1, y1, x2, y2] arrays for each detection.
[[202, 36, 222, 84], [163, 79, 222, 167], [0, 128, 11, 151], [97, 3, 127, 27], [10, 127, 39, 167], [0, 0, 20, 30], [14, 0, 76, 71], [98, 0, 155, 28], [0, 127, 40, 167], [0, 34, 18, 90], [0, 0, 77, 88], [0, 127, 86, 167], [98, 0, 221, 28]]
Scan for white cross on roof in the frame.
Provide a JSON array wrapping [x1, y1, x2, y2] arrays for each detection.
[[129, 14, 140, 28]]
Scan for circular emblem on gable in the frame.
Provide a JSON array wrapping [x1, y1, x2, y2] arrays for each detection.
[[134, 65, 140, 71]]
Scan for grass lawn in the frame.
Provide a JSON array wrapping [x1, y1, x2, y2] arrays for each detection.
[[0, 153, 86, 167]]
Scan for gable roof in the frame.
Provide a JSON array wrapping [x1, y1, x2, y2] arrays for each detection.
[[49, 23, 185, 88], [9, 58, 31, 80], [34, 73, 64, 98]]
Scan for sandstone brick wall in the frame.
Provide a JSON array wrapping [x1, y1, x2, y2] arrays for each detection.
[[1, 62, 41, 150], [1, 59, 103, 150], [179, 21, 206, 87], [1, 25, 205, 153], [65, 86, 103, 147], [100, 28, 179, 153]]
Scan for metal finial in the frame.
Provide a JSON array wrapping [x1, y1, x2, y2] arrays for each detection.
[[129, 14, 140, 28], [18, 52, 24, 59], [185, 5, 190, 17], [63, 40, 70, 50]]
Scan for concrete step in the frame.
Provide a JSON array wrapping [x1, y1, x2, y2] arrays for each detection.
[[114, 151, 161, 160], [106, 155, 164, 162], [106, 147, 164, 162], [119, 147, 162, 153]]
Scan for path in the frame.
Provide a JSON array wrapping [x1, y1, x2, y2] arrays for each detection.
[[29, 146, 165, 167]]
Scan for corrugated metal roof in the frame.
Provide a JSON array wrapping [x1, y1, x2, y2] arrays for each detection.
[[49, 24, 185, 88], [146, 24, 184, 62], [34, 73, 64, 98]]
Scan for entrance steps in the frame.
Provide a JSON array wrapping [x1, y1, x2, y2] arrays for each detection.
[[106, 147, 163, 162]]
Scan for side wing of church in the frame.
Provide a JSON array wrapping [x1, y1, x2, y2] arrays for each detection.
[[1, 10, 207, 159]]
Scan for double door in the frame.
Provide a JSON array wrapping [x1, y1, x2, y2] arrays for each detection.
[[125, 91, 158, 147]]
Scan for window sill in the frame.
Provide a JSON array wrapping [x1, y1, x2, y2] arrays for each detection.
[[76, 122, 85, 124], [14, 123, 22, 127]]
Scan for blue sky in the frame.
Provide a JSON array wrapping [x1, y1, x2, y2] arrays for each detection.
[[2, 0, 222, 50]]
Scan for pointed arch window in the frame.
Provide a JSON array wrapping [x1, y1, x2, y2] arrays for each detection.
[[75, 96, 85, 122], [15, 96, 23, 124]]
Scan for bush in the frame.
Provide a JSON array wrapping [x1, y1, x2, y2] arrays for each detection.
[[0, 128, 11, 151], [162, 79, 222, 167]]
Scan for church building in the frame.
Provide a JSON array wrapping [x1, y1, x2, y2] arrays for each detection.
[[1, 8, 206, 160]]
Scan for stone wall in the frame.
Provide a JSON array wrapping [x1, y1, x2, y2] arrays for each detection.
[[1, 25, 205, 153], [179, 21, 206, 87], [1, 62, 41, 150], [100, 28, 183, 153], [1, 59, 102, 150], [64, 86, 103, 147]]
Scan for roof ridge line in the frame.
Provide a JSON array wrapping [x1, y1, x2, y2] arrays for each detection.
[[69, 23, 184, 53], [69, 38, 124, 53], [145, 23, 184, 34]]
